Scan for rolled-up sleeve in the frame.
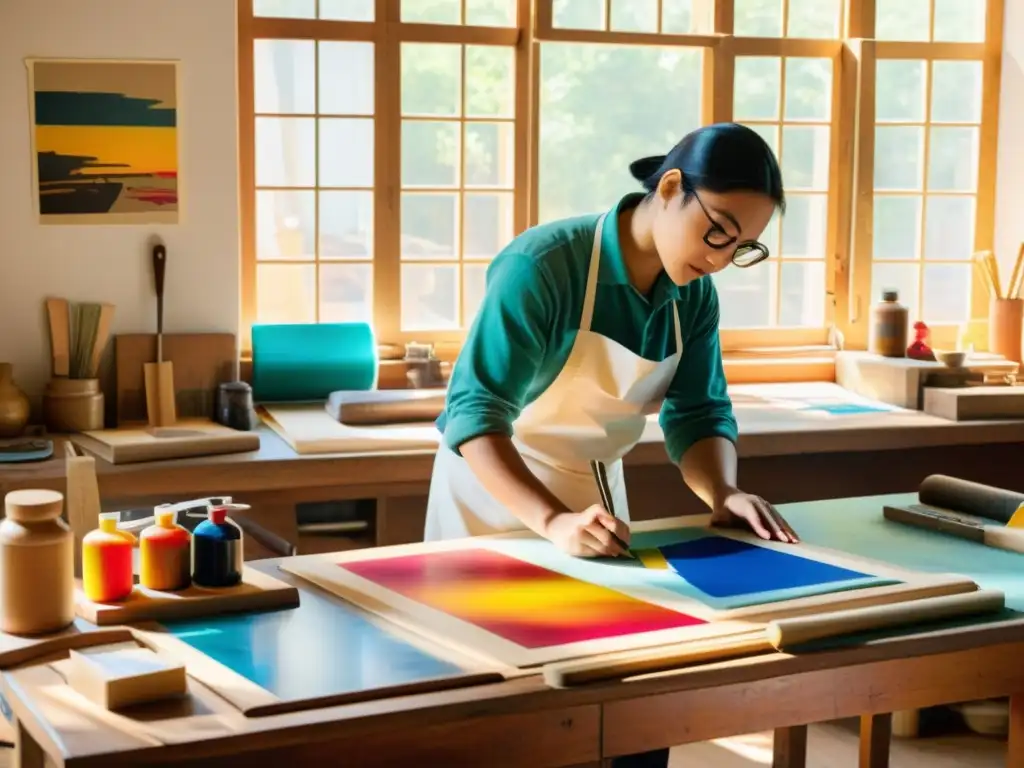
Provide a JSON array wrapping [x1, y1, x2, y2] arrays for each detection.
[[442, 253, 558, 454], [659, 285, 738, 465]]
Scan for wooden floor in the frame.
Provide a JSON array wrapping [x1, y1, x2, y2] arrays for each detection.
[[671, 719, 1005, 766]]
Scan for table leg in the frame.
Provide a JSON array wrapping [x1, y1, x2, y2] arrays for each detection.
[[14, 721, 45, 768], [1009, 694, 1024, 767], [859, 713, 892, 768], [772, 725, 808, 768]]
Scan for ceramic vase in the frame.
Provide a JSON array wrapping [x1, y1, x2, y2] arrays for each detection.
[[0, 364, 30, 439]]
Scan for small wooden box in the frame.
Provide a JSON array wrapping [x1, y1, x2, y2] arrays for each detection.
[[65, 647, 187, 710]]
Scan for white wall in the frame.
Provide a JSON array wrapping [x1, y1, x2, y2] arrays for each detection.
[[996, 0, 1024, 280], [0, 0, 239, 406]]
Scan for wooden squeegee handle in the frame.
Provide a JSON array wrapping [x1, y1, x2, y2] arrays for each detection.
[[766, 588, 1004, 648], [544, 590, 1004, 688]]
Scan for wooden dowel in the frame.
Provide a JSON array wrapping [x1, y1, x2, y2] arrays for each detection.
[[543, 590, 1006, 688], [1009, 242, 1024, 300], [766, 589, 1005, 649]]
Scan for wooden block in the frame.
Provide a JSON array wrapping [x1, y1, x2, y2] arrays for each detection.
[[116, 333, 236, 424], [65, 646, 186, 710], [922, 386, 1024, 421], [71, 418, 259, 464]]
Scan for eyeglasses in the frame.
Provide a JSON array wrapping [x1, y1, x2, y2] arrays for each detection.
[[690, 187, 770, 268]]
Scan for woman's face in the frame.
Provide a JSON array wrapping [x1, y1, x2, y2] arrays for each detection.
[[650, 169, 777, 287]]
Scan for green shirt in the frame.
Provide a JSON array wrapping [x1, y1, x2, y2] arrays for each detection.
[[437, 192, 738, 465]]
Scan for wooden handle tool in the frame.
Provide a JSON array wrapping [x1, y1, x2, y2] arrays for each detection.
[[589, 460, 634, 559], [143, 243, 177, 427], [543, 590, 1004, 688], [884, 504, 1024, 554], [46, 297, 70, 378]]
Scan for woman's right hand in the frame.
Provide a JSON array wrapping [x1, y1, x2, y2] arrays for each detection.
[[544, 506, 631, 557]]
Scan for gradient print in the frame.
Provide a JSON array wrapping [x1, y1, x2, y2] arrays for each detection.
[[30, 60, 178, 222], [341, 548, 705, 649]]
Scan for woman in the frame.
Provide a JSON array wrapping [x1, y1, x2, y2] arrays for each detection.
[[426, 122, 799, 557]]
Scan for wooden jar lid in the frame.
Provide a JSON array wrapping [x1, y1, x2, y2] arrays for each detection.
[[4, 489, 64, 523]]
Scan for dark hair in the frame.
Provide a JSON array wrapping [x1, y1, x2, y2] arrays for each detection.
[[629, 122, 785, 212]]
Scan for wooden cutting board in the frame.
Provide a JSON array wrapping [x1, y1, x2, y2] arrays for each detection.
[[115, 333, 236, 425], [72, 419, 260, 464]]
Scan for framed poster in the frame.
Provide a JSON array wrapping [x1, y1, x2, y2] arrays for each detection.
[[26, 58, 180, 225]]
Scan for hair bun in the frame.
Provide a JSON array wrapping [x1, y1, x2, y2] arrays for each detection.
[[629, 155, 667, 183]]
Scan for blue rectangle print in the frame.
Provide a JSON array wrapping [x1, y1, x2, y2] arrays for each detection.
[[659, 535, 872, 598]]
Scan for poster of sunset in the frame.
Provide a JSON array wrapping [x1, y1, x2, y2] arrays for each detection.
[[28, 59, 179, 224]]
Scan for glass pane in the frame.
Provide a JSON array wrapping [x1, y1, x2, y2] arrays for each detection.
[[781, 126, 830, 192], [662, 0, 699, 33], [780, 194, 827, 258], [466, 0, 517, 26], [402, 0, 460, 24], [256, 117, 315, 187], [933, 0, 986, 42], [784, 58, 831, 121], [401, 44, 461, 117], [254, 0, 314, 18], [928, 127, 979, 192], [874, 126, 925, 190], [872, 263, 920, 320], [320, 263, 373, 323], [931, 61, 983, 123], [464, 192, 514, 259], [256, 191, 315, 261], [254, 40, 315, 115], [611, 0, 658, 32], [320, 0, 374, 20], [734, 57, 781, 121], [256, 264, 316, 324], [465, 46, 515, 119], [924, 195, 975, 260], [552, 0, 606, 30], [402, 121, 460, 187], [465, 123, 515, 188], [401, 193, 459, 259], [923, 263, 972, 323], [786, 0, 841, 37], [779, 262, 826, 326], [319, 42, 374, 115], [713, 264, 774, 328], [402, 264, 459, 330], [875, 60, 926, 123], [745, 123, 779, 156], [320, 191, 373, 259], [761, 212, 781, 257], [538, 44, 702, 222], [463, 263, 489, 326], [873, 195, 922, 260], [734, 0, 783, 37], [319, 118, 374, 187], [876, 0, 930, 40]]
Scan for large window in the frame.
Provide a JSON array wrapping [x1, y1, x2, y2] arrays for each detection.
[[240, 0, 1003, 356]]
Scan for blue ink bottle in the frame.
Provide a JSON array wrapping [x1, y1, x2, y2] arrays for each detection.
[[191, 505, 242, 588]]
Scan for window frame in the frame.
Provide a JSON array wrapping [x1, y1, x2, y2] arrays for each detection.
[[238, 0, 1005, 360]]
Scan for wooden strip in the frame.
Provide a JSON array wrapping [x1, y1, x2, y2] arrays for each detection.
[[45, 297, 70, 378], [251, 16, 379, 41], [396, 23, 518, 45], [859, 713, 892, 768], [533, 27, 722, 47], [731, 38, 841, 57], [874, 41, 986, 58], [0, 627, 136, 670], [845, 39, 875, 349], [373, 0, 401, 343], [237, 0, 257, 356]]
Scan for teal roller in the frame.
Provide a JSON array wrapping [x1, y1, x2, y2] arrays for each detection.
[[251, 323, 379, 402]]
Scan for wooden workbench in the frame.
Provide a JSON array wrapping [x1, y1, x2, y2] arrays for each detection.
[[4, 384, 1024, 555], [2, 493, 1024, 767]]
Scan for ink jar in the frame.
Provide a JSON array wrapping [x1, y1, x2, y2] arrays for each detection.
[[0, 489, 75, 635], [868, 289, 909, 358], [140, 506, 192, 591], [192, 506, 243, 588], [82, 514, 135, 603]]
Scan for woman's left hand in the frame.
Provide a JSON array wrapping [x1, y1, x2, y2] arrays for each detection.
[[711, 488, 800, 543]]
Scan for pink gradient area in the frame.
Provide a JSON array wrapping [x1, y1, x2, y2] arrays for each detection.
[[340, 548, 704, 649]]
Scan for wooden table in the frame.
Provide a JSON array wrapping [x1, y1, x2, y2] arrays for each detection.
[[4, 384, 1024, 557], [3, 492, 1024, 767]]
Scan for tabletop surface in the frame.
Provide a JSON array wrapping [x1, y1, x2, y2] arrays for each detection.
[[161, 492, 1024, 702]]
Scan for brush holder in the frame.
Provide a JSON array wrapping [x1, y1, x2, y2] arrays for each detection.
[[43, 378, 104, 433], [989, 299, 1023, 364]]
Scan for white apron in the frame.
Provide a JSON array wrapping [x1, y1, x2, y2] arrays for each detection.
[[424, 214, 684, 541]]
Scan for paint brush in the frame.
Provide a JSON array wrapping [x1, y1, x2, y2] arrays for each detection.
[[589, 460, 635, 559]]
